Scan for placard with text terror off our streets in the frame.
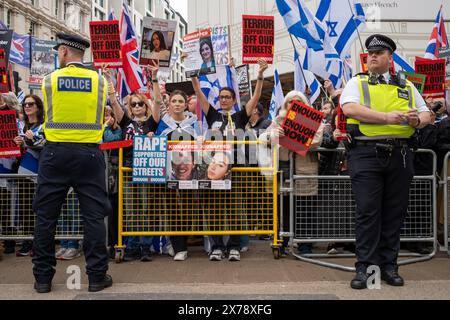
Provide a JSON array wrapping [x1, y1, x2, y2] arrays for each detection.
[[242, 15, 274, 64], [89, 20, 122, 68], [279, 101, 324, 157]]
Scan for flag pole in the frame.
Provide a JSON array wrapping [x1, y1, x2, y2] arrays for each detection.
[[288, 34, 308, 86], [347, 0, 365, 53], [290, 34, 330, 101]]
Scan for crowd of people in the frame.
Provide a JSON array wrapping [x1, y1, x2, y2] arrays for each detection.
[[0, 32, 449, 292]]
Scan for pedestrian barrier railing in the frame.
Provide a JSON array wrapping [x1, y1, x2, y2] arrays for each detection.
[[0, 174, 82, 241], [114, 140, 281, 262], [282, 148, 438, 272], [442, 151, 450, 256]]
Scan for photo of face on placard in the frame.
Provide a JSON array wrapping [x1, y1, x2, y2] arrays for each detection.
[[170, 150, 197, 181], [199, 36, 216, 74], [141, 28, 174, 67], [204, 151, 232, 181]]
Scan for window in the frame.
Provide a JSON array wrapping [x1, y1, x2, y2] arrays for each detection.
[[6, 10, 12, 28], [30, 21, 37, 36], [179, 24, 184, 38], [148, 0, 153, 12], [55, 0, 59, 17], [63, 2, 69, 20], [165, 10, 170, 20]]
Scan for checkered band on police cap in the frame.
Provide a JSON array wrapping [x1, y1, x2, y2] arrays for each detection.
[[57, 39, 88, 51], [365, 34, 397, 52]]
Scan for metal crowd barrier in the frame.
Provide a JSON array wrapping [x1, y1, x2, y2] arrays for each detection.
[[282, 148, 437, 272], [114, 140, 281, 262], [442, 151, 450, 256], [0, 174, 82, 241]]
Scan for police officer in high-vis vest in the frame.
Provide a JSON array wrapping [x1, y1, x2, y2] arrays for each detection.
[[32, 33, 112, 293], [341, 34, 431, 289]]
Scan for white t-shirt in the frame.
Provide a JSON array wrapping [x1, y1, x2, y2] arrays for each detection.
[[340, 71, 429, 113]]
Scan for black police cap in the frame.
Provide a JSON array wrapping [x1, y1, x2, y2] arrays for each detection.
[[365, 34, 397, 53], [53, 33, 90, 52]]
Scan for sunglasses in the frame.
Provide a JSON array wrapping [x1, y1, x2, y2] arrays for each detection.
[[130, 101, 145, 108], [23, 102, 36, 108]]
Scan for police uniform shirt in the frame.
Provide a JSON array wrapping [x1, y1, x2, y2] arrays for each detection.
[[341, 71, 429, 113], [205, 105, 250, 133]]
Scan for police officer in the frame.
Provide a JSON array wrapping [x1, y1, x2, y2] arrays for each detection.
[[32, 33, 112, 293], [341, 34, 431, 289]]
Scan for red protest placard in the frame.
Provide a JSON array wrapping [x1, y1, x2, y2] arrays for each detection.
[[89, 20, 122, 68], [0, 49, 8, 93], [0, 110, 21, 158], [279, 101, 324, 157], [242, 15, 274, 64], [415, 57, 446, 98], [336, 96, 348, 141]]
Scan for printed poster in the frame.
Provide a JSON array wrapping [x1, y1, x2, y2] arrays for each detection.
[[415, 57, 446, 99], [89, 20, 122, 68], [242, 15, 274, 64], [0, 110, 21, 158], [29, 40, 56, 90], [0, 49, 7, 93], [235, 64, 252, 105], [279, 101, 324, 157], [439, 46, 450, 90], [140, 17, 177, 68], [183, 28, 216, 77], [132, 135, 168, 184], [211, 25, 230, 66], [403, 71, 427, 94]]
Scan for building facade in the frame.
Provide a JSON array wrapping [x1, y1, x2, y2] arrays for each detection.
[[187, 0, 450, 90], [0, 0, 91, 92], [109, 0, 188, 83]]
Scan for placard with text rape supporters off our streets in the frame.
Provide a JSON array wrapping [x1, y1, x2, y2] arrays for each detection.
[[132, 135, 168, 184]]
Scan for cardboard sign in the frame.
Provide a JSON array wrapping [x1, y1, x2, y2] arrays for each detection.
[[0, 110, 21, 158], [439, 46, 450, 90], [132, 135, 168, 184], [29, 40, 56, 89], [415, 57, 446, 98], [183, 28, 216, 77], [360, 53, 395, 74], [0, 49, 8, 93], [235, 64, 252, 105], [403, 71, 427, 94], [211, 25, 231, 66], [279, 101, 324, 156], [89, 20, 122, 68], [140, 17, 177, 68], [242, 15, 274, 64]]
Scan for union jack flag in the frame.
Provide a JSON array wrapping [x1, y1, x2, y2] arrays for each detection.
[[424, 5, 448, 60], [116, 1, 146, 101]]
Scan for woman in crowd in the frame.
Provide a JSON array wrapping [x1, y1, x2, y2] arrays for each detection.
[[260, 91, 324, 256], [103, 65, 160, 262], [147, 31, 171, 62], [199, 38, 215, 73], [13, 95, 45, 256], [1, 93, 21, 254]]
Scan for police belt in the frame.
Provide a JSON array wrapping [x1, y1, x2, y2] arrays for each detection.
[[354, 138, 411, 148], [46, 141, 100, 148]]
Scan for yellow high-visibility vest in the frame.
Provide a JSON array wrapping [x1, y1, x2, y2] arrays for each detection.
[[347, 75, 416, 138], [42, 65, 107, 143]]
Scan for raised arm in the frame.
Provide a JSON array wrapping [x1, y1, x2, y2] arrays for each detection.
[[245, 58, 268, 116], [191, 75, 210, 115], [102, 64, 124, 123], [147, 64, 161, 123]]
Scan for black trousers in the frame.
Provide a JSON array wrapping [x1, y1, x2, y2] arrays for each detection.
[[347, 144, 414, 271], [32, 143, 108, 284]]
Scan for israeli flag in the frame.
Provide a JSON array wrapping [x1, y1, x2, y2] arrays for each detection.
[[315, 0, 366, 59], [199, 65, 241, 114], [304, 45, 343, 89], [276, 0, 326, 50], [393, 52, 414, 73], [294, 51, 321, 104], [269, 69, 284, 120]]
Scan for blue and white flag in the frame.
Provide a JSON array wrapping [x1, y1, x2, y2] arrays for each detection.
[[269, 69, 284, 120], [199, 65, 241, 113], [315, 0, 365, 59], [276, 0, 326, 50], [294, 51, 321, 104], [0, 20, 33, 68], [393, 52, 415, 73], [303, 45, 343, 89]]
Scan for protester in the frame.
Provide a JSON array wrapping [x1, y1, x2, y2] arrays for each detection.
[[260, 90, 324, 256], [13, 95, 45, 257]]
